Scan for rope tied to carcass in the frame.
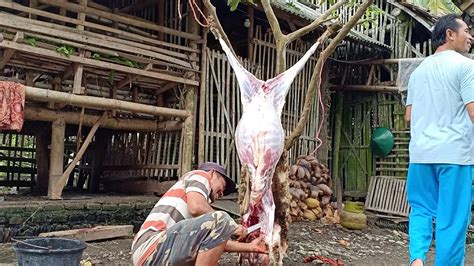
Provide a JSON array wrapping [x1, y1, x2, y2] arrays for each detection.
[[177, 0, 210, 28]]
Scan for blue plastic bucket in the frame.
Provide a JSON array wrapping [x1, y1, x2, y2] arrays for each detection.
[[14, 237, 86, 266]]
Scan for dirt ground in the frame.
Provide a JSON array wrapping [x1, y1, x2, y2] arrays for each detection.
[[0, 222, 473, 265]]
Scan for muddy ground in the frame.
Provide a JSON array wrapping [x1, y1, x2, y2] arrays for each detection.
[[0, 222, 473, 265]]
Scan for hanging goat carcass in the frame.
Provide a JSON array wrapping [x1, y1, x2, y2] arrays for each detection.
[[217, 38, 320, 264]]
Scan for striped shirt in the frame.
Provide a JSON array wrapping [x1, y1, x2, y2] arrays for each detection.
[[131, 170, 211, 265]]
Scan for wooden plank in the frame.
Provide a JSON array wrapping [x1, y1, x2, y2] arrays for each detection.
[[37, 0, 200, 41], [0, 2, 199, 54], [0, 40, 198, 86], [0, 31, 24, 69], [39, 225, 133, 242], [0, 13, 193, 67]]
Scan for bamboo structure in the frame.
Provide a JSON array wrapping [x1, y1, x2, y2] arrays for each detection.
[[0, 0, 200, 194], [48, 118, 65, 199]]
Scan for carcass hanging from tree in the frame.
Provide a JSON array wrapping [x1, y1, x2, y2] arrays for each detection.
[[201, 0, 376, 264]]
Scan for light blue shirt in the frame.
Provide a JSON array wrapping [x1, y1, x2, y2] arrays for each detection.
[[406, 50, 474, 165]]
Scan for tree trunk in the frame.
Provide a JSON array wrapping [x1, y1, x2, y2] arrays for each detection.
[[271, 150, 290, 263]]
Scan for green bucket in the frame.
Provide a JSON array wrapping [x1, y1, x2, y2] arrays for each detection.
[[370, 127, 395, 157]]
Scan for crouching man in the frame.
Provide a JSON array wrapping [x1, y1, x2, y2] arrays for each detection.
[[132, 162, 267, 265]]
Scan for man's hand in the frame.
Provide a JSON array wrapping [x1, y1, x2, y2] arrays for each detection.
[[232, 225, 247, 241], [248, 236, 268, 254]]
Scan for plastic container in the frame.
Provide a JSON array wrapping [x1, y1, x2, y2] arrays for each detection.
[[14, 237, 86, 266]]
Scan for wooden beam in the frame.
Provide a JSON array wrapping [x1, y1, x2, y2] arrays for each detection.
[[0, 40, 199, 86], [39, 225, 133, 241], [37, 0, 201, 40], [0, 13, 194, 68], [50, 113, 106, 199], [0, 31, 24, 69], [25, 86, 190, 118], [25, 106, 183, 132], [331, 85, 399, 93], [0, 4, 199, 54], [48, 118, 65, 199]]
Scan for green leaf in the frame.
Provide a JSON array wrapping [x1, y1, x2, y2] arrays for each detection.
[[92, 53, 101, 59], [108, 70, 116, 84], [25, 36, 37, 47], [55, 45, 75, 57], [227, 0, 240, 11]]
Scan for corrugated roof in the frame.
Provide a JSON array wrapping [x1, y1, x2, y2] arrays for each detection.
[[271, 0, 392, 50]]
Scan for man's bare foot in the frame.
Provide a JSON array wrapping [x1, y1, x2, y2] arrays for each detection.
[[411, 259, 423, 266]]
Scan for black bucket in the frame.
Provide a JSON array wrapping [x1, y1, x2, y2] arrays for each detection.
[[13, 237, 87, 266]]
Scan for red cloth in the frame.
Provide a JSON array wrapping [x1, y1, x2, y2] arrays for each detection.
[[0, 81, 25, 131]]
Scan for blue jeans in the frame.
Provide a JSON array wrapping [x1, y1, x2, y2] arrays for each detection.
[[406, 163, 472, 266]]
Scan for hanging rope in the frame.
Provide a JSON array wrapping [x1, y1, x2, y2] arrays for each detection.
[[177, 0, 210, 28], [309, 59, 327, 156]]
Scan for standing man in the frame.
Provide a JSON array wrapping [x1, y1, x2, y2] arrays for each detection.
[[405, 14, 474, 266], [131, 162, 267, 266]]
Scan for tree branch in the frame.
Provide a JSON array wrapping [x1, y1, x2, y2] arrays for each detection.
[[203, 0, 237, 58], [284, 0, 374, 150], [287, 0, 348, 43], [260, 0, 285, 41]]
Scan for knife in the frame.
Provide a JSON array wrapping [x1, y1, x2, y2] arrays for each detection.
[[246, 222, 262, 234]]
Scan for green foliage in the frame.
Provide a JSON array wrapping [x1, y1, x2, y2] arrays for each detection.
[[56, 45, 76, 57], [25, 36, 37, 47], [112, 56, 143, 69], [108, 70, 116, 84], [92, 53, 101, 59], [286, 2, 300, 11], [91, 52, 142, 69], [226, 0, 257, 11]]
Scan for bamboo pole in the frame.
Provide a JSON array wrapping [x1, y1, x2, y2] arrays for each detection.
[[181, 1, 201, 174], [48, 118, 65, 199], [333, 92, 344, 211], [24, 86, 190, 118], [198, 31, 209, 165], [50, 113, 107, 199], [24, 106, 182, 132]]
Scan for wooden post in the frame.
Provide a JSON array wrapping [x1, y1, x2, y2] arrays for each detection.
[[332, 92, 344, 211], [90, 129, 109, 193], [48, 118, 65, 199], [29, 0, 38, 20], [73, 0, 87, 95], [181, 2, 201, 174], [0, 32, 24, 69], [197, 29, 208, 165], [247, 7, 254, 61], [50, 113, 106, 199], [35, 130, 50, 193]]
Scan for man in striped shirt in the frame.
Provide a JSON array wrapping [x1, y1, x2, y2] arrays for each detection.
[[132, 162, 267, 265]]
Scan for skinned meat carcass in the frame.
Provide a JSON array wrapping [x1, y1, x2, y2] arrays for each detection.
[[218, 38, 320, 264]]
